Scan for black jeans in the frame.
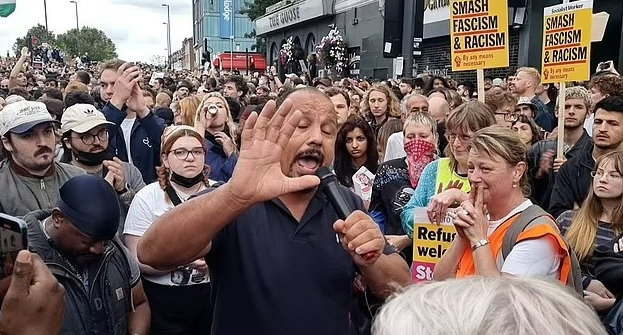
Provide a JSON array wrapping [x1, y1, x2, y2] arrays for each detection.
[[142, 278, 213, 335]]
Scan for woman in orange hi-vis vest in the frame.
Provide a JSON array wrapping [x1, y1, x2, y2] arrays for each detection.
[[433, 126, 572, 284]]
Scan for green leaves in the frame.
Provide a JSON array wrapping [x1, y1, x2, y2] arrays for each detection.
[[12, 25, 118, 62]]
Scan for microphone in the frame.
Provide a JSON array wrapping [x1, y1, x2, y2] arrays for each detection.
[[316, 167, 375, 261]]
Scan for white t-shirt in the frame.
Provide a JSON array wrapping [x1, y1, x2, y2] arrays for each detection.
[[383, 132, 406, 162], [120, 118, 135, 164], [488, 200, 561, 279], [124, 181, 214, 286]]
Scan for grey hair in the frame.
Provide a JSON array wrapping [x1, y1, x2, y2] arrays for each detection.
[[372, 276, 607, 335]]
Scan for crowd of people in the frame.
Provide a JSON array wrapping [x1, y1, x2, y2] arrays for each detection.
[[0, 42, 623, 334]]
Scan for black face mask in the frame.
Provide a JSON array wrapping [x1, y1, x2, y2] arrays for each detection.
[[73, 150, 111, 166], [171, 172, 204, 188]]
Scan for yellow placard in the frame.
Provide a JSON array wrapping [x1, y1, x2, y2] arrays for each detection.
[[541, 0, 593, 84], [449, 0, 509, 71], [412, 223, 457, 265]]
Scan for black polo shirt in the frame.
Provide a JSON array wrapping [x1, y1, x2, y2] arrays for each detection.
[[207, 186, 394, 335]]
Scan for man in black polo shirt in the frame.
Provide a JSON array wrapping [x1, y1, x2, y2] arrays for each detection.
[[138, 87, 411, 335]]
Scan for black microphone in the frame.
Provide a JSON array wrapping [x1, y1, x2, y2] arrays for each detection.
[[316, 167, 375, 261], [316, 166, 352, 220]]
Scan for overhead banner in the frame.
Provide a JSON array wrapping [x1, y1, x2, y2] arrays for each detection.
[[541, 0, 593, 84], [220, 0, 234, 39], [449, 0, 509, 71]]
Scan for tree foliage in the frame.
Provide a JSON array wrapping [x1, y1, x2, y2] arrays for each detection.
[[239, 0, 280, 21], [12, 24, 55, 55], [12, 24, 118, 61], [56, 27, 118, 61]]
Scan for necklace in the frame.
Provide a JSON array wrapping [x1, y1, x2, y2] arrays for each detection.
[[41, 219, 83, 282], [170, 182, 205, 201]]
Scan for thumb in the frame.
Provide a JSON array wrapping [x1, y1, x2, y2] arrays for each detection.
[[11, 250, 35, 293], [283, 175, 320, 195]]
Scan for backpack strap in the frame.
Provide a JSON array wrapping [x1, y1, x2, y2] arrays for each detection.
[[501, 205, 550, 260]]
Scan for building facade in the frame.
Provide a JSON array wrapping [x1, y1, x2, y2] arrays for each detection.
[[255, 0, 527, 81], [192, 0, 256, 69]]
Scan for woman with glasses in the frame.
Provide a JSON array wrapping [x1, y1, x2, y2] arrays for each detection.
[[485, 90, 518, 128], [124, 126, 215, 335], [512, 115, 543, 147], [401, 101, 496, 236], [558, 151, 623, 312], [60, 103, 146, 236], [194, 92, 239, 182]]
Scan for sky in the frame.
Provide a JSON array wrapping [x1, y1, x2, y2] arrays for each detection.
[[0, 0, 193, 62]]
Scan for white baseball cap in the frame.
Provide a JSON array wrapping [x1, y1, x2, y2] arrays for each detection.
[[61, 103, 114, 134], [0, 101, 58, 136]]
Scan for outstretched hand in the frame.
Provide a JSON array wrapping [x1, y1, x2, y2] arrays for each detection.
[[227, 99, 320, 205]]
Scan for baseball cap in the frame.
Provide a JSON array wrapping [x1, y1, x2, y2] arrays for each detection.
[[4, 95, 26, 105], [57, 175, 120, 240], [61, 103, 114, 135], [0, 101, 58, 136], [517, 97, 537, 110]]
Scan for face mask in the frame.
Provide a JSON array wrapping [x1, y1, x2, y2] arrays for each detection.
[[171, 172, 204, 188], [404, 138, 436, 188], [73, 149, 111, 166]]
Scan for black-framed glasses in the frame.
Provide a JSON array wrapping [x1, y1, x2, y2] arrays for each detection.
[[73, 129, 108, 145], [170, 147, 205, 160], [495, 111, 519, 122], [591, 170, 623, 180]]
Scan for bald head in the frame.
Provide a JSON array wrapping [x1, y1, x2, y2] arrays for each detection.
[[406, 94, 429, 114], [428, 97, 450, 123]]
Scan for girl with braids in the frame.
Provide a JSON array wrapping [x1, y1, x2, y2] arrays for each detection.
[[558, 151, 623, 312], [194, 92, 239, 182], [123, 125, 216, 335]]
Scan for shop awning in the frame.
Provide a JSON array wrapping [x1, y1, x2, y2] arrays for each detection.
[[213, 53, 267, 71]]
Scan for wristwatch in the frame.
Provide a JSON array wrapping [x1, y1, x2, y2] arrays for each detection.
[[471, 239, 490, 252]]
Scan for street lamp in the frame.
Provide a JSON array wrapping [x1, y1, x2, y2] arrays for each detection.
[[163, 22, 169, 69], [69, 0, 79, 31], [162, 4, 171, 71]]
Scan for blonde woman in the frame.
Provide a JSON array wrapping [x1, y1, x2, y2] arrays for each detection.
[[176, 96, 201, 126], [558, 151, 623, 312], [194, 92, 239, 182]]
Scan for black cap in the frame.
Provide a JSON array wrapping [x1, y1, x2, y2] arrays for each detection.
[[57, 175, 120, 240]]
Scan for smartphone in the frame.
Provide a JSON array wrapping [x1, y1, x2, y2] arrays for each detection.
[[0, 214, 27, 282], [599, 60, 613, 71]]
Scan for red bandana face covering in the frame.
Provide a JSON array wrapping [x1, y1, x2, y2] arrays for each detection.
[[404, 138, 436, 188]]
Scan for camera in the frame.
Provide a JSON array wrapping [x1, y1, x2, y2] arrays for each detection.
[[207, 104, 219, 116]]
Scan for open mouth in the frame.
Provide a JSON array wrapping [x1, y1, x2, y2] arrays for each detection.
[[295, 150, 324, 174]]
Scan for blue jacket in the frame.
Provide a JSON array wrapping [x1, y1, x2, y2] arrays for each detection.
[[102, 103, 165, 183], [204, 134, 238, 183]]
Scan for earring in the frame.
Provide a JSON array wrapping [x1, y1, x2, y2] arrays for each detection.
[[512, 182, 518, 188]]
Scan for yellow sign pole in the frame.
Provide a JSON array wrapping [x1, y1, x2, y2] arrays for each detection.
[[556, 82, 566, 159], [477, 69, 485, 102]]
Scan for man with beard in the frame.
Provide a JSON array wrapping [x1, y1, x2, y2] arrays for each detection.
[[60, 103, 146, 236], [138, 87, 411, 335], [0, 101, 85, 216], [549, 96, 623, 218], [528, 87, 593, 210], [511, 67, 555, 132], [24, 174, 150, 335]]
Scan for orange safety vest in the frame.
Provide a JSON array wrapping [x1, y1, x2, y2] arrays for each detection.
[[456, 213, 572, 284]]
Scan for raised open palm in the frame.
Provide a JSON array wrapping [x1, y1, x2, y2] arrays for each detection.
[[227, 99, 320, 205]]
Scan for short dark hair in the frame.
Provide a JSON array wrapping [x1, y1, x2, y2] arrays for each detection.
[[155, 78, 164, 86], [325, 87, 351, 108], [74, 71, 91, 86], [45, 78, 58, 86], [595, 96, 623, 114], [43, 87, 63, 101], [413, 78, 424, 88], [64, 91, 95, 108], [401, 78, 414, 89], [225, 75, 248, 97], [7, 87, 31, 100]]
